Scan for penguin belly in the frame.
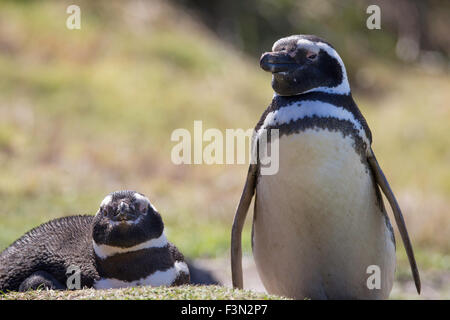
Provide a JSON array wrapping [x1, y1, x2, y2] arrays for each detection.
[[252, 129, 396, 299]]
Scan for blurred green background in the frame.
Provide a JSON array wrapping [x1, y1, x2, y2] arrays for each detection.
[[0, 0, 448, 299]]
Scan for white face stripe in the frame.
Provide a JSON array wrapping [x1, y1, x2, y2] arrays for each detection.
[[98, 192, 157, 216], [133, 193, 157, 212], [295, 39, 320, 54], [93, 261, 189, 289], [93, 232, 168, 259], [272, 35, 299, 51], [100, 195, 113, 208], [257, 100, 370, 148], [296, 39, 350, 95], [100, 193, 155, 210]]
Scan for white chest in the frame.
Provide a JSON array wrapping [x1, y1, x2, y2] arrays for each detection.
[[94, 261, 189, 289], [252, 129, 395, 299]]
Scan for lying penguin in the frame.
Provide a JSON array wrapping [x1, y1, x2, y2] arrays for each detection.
[[0, 190, 190, 291]]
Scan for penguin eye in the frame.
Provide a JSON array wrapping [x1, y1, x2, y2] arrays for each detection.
[[280, 46, 296, 54], [101, 207, 109, 217], [306, 52, 318, 60]]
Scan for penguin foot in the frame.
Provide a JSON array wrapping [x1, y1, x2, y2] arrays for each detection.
[[19, 271, 65, 292]]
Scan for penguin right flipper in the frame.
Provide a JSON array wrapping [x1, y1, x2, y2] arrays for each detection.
[[231, 164, 257, 289], [166, 243, 191, 286], [18, 271, 65, 292], [367, 148, 421, 294]]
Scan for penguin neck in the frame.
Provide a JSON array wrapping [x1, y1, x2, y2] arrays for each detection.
[[263, 90, 372, 145], [272, 91, 355, 108], [92, 231, 175, 284], [92, 231, 168, 260]]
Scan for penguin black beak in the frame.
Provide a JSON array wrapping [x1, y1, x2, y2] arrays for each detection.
[[115, 211, 135, 222], [114, 202, 133, 221], [260, 52, 298, 73]]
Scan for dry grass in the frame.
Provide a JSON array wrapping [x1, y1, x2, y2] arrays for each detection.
[[0, 285, 288, 300]]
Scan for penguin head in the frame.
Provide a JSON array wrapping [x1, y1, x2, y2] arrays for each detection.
[[92, 190, 164, 248], [260, 35, 350, 96]]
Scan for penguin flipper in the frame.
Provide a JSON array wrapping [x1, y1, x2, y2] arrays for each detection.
[[231, 164, 257, 289], [367, 148, 421, 294]]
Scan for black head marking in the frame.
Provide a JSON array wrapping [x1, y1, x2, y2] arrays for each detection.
[[260, 35, 349, 96], [92, 190, 164, 248], [98, 190, 149, 222]]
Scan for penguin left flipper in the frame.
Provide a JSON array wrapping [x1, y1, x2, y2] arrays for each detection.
[[367, 148, 421, 294], [231, 164, 257, 289]]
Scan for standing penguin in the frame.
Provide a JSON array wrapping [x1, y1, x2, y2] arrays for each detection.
[[231, 35, 420, 299]]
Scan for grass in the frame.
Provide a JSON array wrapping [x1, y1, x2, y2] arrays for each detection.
[[0, 0, 448, 299], [0, 285, 288, 300]]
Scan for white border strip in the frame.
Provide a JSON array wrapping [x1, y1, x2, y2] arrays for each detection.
[[258, 100, 370, 147], [300, 40, 350, 95], [94, 261, 189, 289], [93, 232, 168, 259]]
